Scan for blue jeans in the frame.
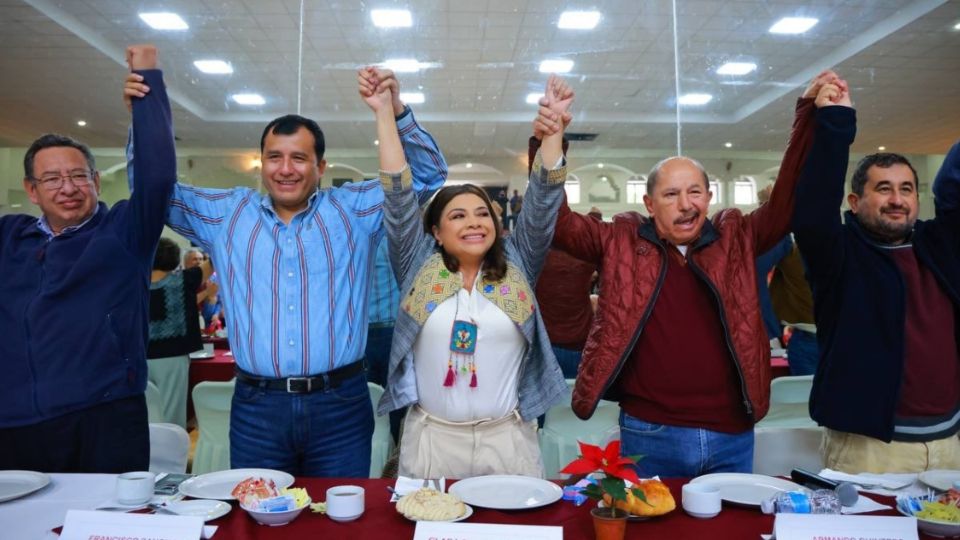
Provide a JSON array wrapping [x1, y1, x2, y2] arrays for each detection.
[[552, 345, 583, 379], [619, 410, 754, 478], [787, 329, 819, 376], [230, 371, 374, 477]]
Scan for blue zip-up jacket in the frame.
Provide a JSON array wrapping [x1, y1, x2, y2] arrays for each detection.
[[793, 105, 960, 441], [0, 69, 175, 428]]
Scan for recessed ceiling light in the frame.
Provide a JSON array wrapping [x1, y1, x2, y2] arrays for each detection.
[[232, 93, 265, 106], [678, 93, 713, 106], [598, 163, 604, 169], [954, 22, 960, 30], [77, 120, 87, 127], [400, 92, 425, 104], [138, 12, 188, 30], [878, 146, 886, 151], [465, 163, 473, 169], [374, 139, 380, 146], [724, 142, 733, 148], [716, 62, 757, 76], [194, 60, 233, 74], [371, 9, 412, 28], [526, 93, 544, 105], [558, 11, 601, 30], [769, 17, 818, 34], [539, 59, 574, 73], [383, 58, 422, 73]]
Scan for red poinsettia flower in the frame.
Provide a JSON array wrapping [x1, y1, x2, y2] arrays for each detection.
[[560, 440, 640, 485]]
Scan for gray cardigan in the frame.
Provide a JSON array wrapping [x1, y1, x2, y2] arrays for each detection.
[[376, 152, 568, 421]]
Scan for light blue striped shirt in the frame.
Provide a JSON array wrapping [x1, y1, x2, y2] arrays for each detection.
[[137, 111, 446, 377]]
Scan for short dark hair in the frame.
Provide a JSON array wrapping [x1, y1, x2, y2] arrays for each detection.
[[153, 237, 181, 272], [850, 153, 918, 197], [23, 133, 96, 179], [423, 184, 507, 282], [647, 156, 709, 196], [260, 114, 325, 159]]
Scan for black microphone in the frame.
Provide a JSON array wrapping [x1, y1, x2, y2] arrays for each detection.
[[790, 468, 859, 507]]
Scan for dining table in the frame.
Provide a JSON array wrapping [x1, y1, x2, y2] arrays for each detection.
[[1, 474, 941, 540]]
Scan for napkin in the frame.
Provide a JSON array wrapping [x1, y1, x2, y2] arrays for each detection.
[[818, 469, 924, 496], [840, 493, 891, 514], [390, 476, 447, 502]]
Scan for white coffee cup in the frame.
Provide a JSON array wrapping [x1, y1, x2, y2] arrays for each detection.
[[682, 483, 721, 519], [116, 471, 155, 505], [203, 342, 215, 355], [326, 485, 365, 522]]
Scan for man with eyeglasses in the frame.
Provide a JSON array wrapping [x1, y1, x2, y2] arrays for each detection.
[[0, 44, 176, 473]]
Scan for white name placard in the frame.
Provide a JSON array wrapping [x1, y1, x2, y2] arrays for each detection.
[[773, 513, 918, 540], [59, 509, 204, 540], [413, 521, 562, 540]]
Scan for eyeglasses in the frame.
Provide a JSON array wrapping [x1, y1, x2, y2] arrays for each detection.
[[30, 170, 94, 191]]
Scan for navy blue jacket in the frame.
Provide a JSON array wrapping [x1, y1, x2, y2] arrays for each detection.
[[0, 70, 175, 428], [793, 105, 960, 442]]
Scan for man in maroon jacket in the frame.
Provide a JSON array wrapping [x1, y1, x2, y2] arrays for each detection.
[[533, 71, 838, 477]]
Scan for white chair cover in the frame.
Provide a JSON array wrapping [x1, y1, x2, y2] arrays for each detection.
[[191, 379, 234, 474], [757, 375, 817, 428], [148, 422, 189, 473], [539, 380, 620, 478], [753, 425, 824, 476], [145, 381, 164, 424]]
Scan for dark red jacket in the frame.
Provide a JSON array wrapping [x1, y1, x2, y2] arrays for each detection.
[[552, 98, 816, 421]]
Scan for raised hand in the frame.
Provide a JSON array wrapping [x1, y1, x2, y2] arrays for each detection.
[[533, 75, 575, 138], [358, 67, 395, 114], [126, 44, 158, 71], [803, 69, 847, 100], [122, 72, 150, 113], [372, 68, 405, 115], [815, 82, 852, 108]]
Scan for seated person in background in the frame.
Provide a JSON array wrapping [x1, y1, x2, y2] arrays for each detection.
[[548, 71, 830, 478], [0, 44, 175, 472], [769, 239, 819, 375], [364, 71, 570, 478], [794, 79, 960, 473], [148, 237, 212, 428]]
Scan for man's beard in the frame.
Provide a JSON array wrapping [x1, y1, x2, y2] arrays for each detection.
[[858, 212, 915, 244]]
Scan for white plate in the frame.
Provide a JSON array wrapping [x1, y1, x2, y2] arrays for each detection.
[[0, 470, 50, 503], [689, 473, 803, 507], [164, 500, 232, 521], [920, 470, 960, 492], [404, 503, 474, 523], [449, 476, 562, 510], [178, 469, 294, 500], [189, 351, 215, 360]]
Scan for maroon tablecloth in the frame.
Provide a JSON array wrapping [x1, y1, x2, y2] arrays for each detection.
[[197, 477, 935, 539], [771, 356, 790, 379]]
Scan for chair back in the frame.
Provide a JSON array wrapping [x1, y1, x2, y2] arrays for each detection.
[[148, 422, 189, 473], [191, 379, 235, 474], [539, 392, 620, 479], [770, 375, 814, 404], [753, 426, 824, 475]]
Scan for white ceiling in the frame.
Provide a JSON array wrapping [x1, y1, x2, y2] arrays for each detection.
[[0, 0, 958, 158]]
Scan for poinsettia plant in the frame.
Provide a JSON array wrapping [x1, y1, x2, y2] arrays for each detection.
[[560, 440, 649, 516]]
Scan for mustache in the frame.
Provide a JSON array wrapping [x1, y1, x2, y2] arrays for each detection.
[[881, 204, 910, 213], [673, 211, 700, 224]]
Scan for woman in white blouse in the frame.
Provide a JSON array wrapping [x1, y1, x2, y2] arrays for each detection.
[[360, 70, 572, 478]]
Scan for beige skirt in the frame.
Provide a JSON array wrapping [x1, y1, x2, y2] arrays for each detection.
[[398, 405, 544, 479]]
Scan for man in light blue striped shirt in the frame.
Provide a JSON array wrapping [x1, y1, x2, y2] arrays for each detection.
[[125, 70, 446, 476]]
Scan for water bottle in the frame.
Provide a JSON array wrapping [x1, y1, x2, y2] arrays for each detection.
[[760, 490, 842, 514]]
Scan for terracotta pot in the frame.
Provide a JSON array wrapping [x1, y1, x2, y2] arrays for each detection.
[[591, 506, 628, 540]]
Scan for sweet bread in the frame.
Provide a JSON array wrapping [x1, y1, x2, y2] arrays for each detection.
[[396, 488, 466, 521], [602, 479, 676, 516]]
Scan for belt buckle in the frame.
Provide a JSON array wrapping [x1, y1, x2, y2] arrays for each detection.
[[286, 377, 312, 393]]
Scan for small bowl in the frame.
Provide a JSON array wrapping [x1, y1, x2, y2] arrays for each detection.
[[896, 494, 960, 538], [241, 498, 311, 527]]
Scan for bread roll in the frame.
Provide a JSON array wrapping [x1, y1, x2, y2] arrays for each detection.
[[396, 488, 466, 521], [602, 479, 676, 516]]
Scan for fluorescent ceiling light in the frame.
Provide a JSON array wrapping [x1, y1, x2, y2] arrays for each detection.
[[526, 93, 544, 105], [769, 17, 818, 34], [383, 58, 422, 73], [954, 22, 960, 30], [138, 12, 188, 30], [678, 93, 713, 106], [194, 60, 233, 74], [77, 120, 87, 127], [371, 9, 412, 28], [558, 11, 601, 30], [539, 59, 574, 73], [724, 142, 733, 148], [716, 62, 757, 76], [465, 163, 473, 169], [400, 92, 425, 104], [232, 93, 265, 106]]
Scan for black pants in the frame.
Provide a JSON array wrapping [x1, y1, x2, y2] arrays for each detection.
[[0, 395, 149, 473]]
